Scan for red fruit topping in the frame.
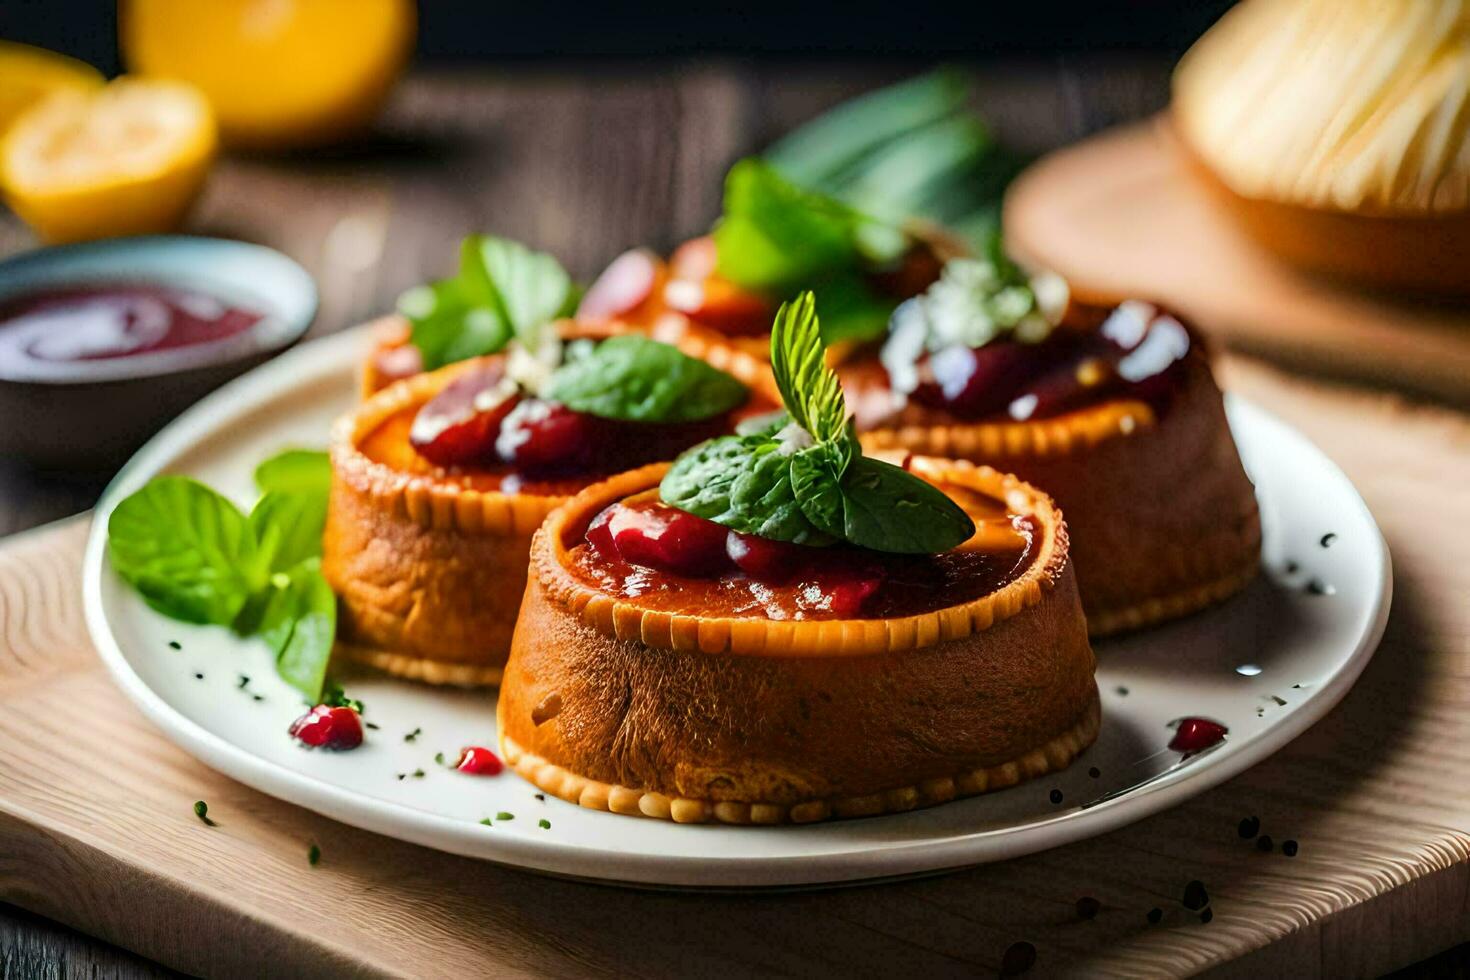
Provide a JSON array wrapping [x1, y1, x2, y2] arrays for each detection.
[[815, 567, 884, 617], [669, 236, 718, 281], [726, 531, 803, 582], [586, 505, 618, 560], [289, 705, 364, 750], [455, 746, 504, 775], [372, 342, 423, 388], [664, 276, 775, 337], [577, 248, 665, 321], [1169, 717, 1228, 753], [911, 341, 1037, 419], [496, 399, 599, 475], [410, 364, 520, 467], [590, 499, 732, 577]]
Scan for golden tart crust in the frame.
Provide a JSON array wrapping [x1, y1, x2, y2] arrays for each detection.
[[323, 359, 569, 686], [496, 458, 1099, 824], [854, 351, 1260, 636]]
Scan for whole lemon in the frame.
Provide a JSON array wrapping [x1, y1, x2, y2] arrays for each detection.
[[121, 0, 416, 150]]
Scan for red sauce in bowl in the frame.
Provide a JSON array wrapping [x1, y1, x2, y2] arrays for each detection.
[[0, 283, 263, 370]]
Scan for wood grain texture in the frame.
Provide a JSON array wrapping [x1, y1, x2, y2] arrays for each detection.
[[0, 353, 1467, 978]]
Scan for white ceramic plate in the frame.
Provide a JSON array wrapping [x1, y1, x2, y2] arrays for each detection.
[[83, 326, 1391, 888]]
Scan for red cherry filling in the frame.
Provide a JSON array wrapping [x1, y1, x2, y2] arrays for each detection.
[[586, 499, 889, 616], [589, 500, 731, 577], [289, 705, 364, 750], [1168, 717, 1228, 753], [496, 399, 599, 475], [577, 248, 663, 320], [726, 531, 802, 582], [455, 745, 504, 775], [410, 364, 520, 466], [906, 303, 1193, 422]]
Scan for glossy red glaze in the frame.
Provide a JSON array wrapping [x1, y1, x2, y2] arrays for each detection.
[[591, 499, 732, 577], [577, 248, 662, 320], [455, 746, 504, 775], [288, 705, 364, 750], [1168, 717, 1228, 753], [409, 363, 520, 466], [497, 399, 599, 475]]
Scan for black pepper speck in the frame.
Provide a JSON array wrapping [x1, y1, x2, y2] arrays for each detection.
[[1282, 839, 1299, 857], [1320, 532, 1337, 548], [1147, 908, 1163, 924], [194, 672, 204, 680], [1116, 686, 1129, 696], [168, 640, 182, 650], [1182, 880, 1209, 911], [999, 941, 1036, 976], [1200, 908, 1214, 924], [1238, 816, 1260, 839], [1075, 896, 1100, 920], [1049, 789, 1063, 805], [1306, 579, 1331, 596], [1088, 767, 1101, 779]]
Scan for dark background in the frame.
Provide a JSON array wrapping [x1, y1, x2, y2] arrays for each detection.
[[4, 0, 1236, 72]]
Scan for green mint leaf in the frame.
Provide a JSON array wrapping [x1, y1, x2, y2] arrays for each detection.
[[714, 159, 872, 292], [107, 476, 259, 625], [659, 435, 833, 545], [400, 235, 572, 370], [542, 336, 748, 423], [833, 456, 974, 553], [769, 292, 850, 446], [764, 69, 970, 192], [254, 449, 330, 498], [788, 442, 848, 539], [401, 278, 511, 372], [259, 559, 336, 702], [463, 235, 574, 345], [249, 490, 327, 577]]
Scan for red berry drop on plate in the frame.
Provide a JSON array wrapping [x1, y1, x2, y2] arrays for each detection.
[[410, 364, 520, 467], [289, 705, 364, 750], [455, 746, 504, 775], [1169, 717, 1228, 753]]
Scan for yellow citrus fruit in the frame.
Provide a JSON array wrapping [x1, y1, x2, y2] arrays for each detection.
[[0, 41, 104, 136], [120, 0, 416, 149], [0, 77, 217, 244]]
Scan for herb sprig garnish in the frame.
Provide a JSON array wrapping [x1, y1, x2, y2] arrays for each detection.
[[661, 292, 973, 554], [107, 448, 337, 701], [398, 235, 576, 371]]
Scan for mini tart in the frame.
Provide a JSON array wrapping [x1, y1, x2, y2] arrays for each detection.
[[850, 350, 1260, 636], [497, 459, 1099, 825], [323, 358, 565, 686]]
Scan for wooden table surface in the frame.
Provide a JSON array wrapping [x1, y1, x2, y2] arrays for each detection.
[[2, 58, 1467, 978]]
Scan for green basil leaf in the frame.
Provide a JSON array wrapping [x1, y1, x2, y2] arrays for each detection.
[[259, 559, 336, 702], [714, 159, 872, 292], [542, 336, 747, 422], [254, 449, 330, 498], [835, 456, 974, 554], [107, 476, 259, 625], [660, 436, 833, 545], [463, 235, 574, 345], [250, 490, 327, 576], [400, 278, 512, 371], [810, 274, 896, 346]]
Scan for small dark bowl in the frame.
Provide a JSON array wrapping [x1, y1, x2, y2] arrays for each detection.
[[0, 236, 317, 471]]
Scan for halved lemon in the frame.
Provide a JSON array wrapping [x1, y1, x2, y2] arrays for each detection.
[[0, 41, 104, 137], [121, 0, 416, 149], [0, 77, 217, 244]]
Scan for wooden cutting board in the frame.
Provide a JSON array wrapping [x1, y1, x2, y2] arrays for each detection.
[[2, 354, 1468, 979], [1004, 118, 1470, 409]]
